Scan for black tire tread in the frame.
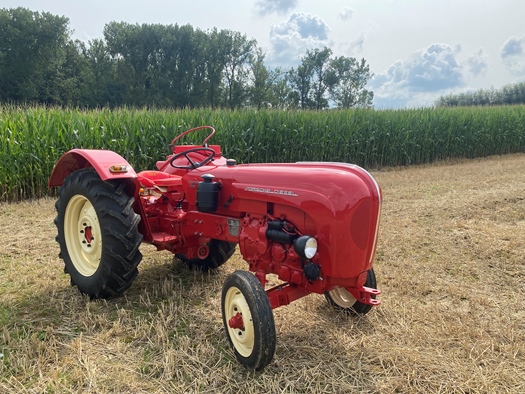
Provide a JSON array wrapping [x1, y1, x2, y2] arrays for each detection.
[[221, 270, 276, 371], [54, 168, 143, 299]]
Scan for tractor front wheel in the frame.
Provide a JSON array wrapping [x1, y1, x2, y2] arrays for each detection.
[[325, 268, 377, 315], [221, 270, 276, 370], [54, 168, 143, 299]]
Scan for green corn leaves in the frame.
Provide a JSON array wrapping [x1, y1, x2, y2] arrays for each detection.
[[1, 105, 524, 201]]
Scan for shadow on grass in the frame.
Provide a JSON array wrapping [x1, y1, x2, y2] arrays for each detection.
[[0, 255, 225, 349], [1, 254, 380, 392]]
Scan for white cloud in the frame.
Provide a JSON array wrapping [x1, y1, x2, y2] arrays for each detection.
[[338, 6, 354, 21], [501, 36, 523, 57], [267, 12, 331, 67], [337, 33, 365, 57], [466, 49, 488, 77], [501, 36, 525, 76], [272, 12, 329, 40], [347, 33, 365, 54], [371, 43, 465, 108], [255, 0, 298, 16]]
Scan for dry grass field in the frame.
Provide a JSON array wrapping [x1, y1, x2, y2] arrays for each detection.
[[1, 154, 524, 393]]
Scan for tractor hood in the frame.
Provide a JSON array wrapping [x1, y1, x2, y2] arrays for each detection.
[[184, 162, 382, 279]]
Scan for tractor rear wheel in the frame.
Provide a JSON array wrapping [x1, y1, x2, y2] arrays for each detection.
[[325, 268, 377, 315], [54, 168, 143, 299], [175, 240, 236, 271], [221, 270, 276, 371]]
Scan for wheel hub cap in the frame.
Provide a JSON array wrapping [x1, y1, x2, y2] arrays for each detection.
[[225, 287, 254, 357], [64, 195, 102, 277], [329, 287, 357, 307]]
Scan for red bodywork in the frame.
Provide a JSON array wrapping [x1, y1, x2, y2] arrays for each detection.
[[49, 141, 382, 310]]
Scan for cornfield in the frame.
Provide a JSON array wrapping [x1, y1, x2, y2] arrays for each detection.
[[1, 105, 524, 202]]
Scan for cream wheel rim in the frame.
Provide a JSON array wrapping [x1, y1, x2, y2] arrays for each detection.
[[64, 195, 102, 277], [328, 287, 357, 308], [224, 286, 254, 357]]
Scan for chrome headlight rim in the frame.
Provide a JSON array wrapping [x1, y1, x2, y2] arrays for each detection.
[[294, 235, 318, 260]]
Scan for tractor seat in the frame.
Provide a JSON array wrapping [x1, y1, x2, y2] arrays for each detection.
[[137, 171, 182, 189]]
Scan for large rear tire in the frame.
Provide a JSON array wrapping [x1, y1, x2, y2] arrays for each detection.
[[175, 240, 236, 271], [54, 168, 143, 299], [325, 268, 377, 315]]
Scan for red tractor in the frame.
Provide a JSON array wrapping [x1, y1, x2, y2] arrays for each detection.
[[49, 126, 382, 370]]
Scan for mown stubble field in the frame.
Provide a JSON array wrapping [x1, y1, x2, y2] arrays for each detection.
[[1, 154, 524, 393]]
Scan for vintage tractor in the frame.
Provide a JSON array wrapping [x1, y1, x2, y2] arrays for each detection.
[[49, 126, 382, 370]]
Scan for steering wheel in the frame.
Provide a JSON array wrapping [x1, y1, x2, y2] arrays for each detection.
[[169, 126, 216, 154], [169, 147, 216, 169]]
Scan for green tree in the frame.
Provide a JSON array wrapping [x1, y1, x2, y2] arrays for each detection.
[[205, 28, 228, 109], [329, 56, 374, 108], [222, 31, 256, 109], [247, 48, 270, 109], [306, 47, 337, 110], [287, 47, 374, 110], [436, 81, 525, 107], [0, 7, 71, 104], [288, 62, 313, 109], [187, 29, 209, 108], [268, 70, 295, 109], [0, 9, 377, 110], [57, 40, 94, 106], [104, 22, 162, 106], [247, 50, 294, 109], [83, 38, 127, 107]]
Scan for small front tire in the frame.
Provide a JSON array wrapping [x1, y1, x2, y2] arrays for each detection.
[[221, 270, 276, 371]]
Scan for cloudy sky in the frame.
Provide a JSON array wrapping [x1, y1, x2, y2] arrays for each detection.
[[4, 0, 525, 108]]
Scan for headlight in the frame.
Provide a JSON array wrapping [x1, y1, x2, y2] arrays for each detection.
[[294, 236, 318, 260]]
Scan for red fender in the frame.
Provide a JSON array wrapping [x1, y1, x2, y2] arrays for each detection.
[[48, 149, 137, 187], [48, 148, 156, 244]]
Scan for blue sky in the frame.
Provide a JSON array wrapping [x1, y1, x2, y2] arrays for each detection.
[[3, 0, 525, 108]]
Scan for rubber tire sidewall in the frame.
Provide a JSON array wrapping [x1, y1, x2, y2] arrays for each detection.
[[221, 270, 276, 371], [55, 168, 143, 299]]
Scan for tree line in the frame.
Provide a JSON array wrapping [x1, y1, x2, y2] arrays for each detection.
[[436, 81, 525, 107], [0, 7, 374, 109]]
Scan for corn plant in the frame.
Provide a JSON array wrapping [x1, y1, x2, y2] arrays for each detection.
[[1, 104, 524, 202]]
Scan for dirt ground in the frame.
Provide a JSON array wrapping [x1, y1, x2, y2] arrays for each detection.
[[1, 153, 524, 393]]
